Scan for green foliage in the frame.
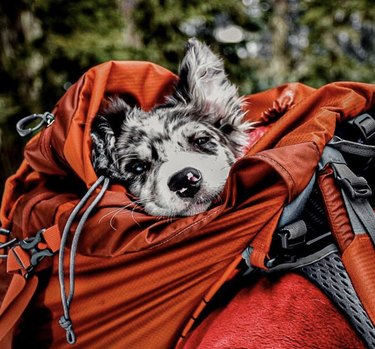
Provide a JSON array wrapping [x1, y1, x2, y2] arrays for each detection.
[[0, 0, 375, 195]]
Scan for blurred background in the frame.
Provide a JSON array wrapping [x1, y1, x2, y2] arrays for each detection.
[[1, 0, 375, 197]]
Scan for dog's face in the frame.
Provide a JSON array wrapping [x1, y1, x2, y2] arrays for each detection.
[[92, 39, 251, 217]]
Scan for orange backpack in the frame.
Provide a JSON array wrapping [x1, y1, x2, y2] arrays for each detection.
[[1, 60, 375, 348]]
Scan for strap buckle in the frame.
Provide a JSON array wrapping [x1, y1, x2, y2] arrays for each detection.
[[7, 229, 54, 278], [333, 163, 372, 199], [0, 228, 17, 259], [338, 175, 372, 200], [266, 220, 337, 272], [278, 220, 307, 250], [19, 229, 54, 278], [349, 113, 375, 144]]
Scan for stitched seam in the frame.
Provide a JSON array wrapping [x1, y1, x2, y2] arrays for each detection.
[[148, 207, 221, 249], [254, 153, 296, 193]]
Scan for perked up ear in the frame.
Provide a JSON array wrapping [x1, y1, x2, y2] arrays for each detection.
[[175, 38, 243, 116], [172, 38, 252, 157]]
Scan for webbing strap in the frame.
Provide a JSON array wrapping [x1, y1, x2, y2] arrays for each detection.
[[323, 145, 375, 246], [340, 190, 375, 243], [6, 225, 60, 277], [329, 135, 375, 158], [0, 274, 39, 346]]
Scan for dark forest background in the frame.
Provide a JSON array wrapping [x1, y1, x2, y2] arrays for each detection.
[[1, 0, 375, 196]]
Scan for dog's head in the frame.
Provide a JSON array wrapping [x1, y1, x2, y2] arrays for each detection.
[[92, 39, 252, 216]]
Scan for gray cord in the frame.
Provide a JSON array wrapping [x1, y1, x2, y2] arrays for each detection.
[[58, 176, 109, 345], [68, 177, 110, 305]]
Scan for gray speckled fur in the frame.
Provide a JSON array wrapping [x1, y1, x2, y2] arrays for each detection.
[[91, 39, 253, 217]]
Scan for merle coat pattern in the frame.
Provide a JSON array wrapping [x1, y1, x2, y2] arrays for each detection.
[[91, 39, 252, 217]]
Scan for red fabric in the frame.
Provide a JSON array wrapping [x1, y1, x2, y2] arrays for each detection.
[[1, 60, 375, 348], [181, 274, 366, 349]]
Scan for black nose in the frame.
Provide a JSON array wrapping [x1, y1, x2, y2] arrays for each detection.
[[168, 167, 202, 198]]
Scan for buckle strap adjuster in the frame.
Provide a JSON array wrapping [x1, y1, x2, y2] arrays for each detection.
[[278, 220, 307, 250], [349, 113, 375, 144], [7, 228, 56, 278], [332, 162, 372, 199], [19, 229, 54, 276]]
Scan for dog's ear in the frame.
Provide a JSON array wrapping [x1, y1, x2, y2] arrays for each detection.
[[91, 96, 131, 180], [172, 39, 251, 157], [174, 39, 243, 118]]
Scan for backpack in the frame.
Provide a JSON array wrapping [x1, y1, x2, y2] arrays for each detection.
[[0, 60, 375, 348]]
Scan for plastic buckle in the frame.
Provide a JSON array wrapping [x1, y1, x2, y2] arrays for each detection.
[[0, 228, 17, 259], [278, 221, 307, 250], [351, 113, 375, 144], [19, 229, 54, 278], [337, 175, 372, 200]]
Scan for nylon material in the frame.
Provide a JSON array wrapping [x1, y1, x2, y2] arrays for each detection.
[[56, 157, 288, 257], [64, 72, 100, 184], [251, 82, 375, 159], [244, 83, 316, 127], [53, 75, 87, 164], [346, 197, 375, 243], [34, 245, 243, 348], [342, 234, 375, 323], [3, 65, 375, 348], [254, 142, 320, 202], [12, 188, 75, 240], [43, 226, 61, 252], [0, 275, 38, 342], [104, 61, 178, 110], [341, 191, 366, 234], [318, 167, 354, 251], [250, 208, 284, 269], [0, 161, 34, 228], [330, 136, 375, 157]]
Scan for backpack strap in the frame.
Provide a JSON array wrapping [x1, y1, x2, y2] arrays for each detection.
[[6, 224, 60, 278], [0, 224, 61, 346], [0, 274, 39, 348], [242, 113, 375, 347]]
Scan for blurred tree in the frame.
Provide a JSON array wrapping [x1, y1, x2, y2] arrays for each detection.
[[1, 0, 375, 197], [0, 0, 127, 194]]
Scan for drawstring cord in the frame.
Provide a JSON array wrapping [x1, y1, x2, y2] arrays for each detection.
[[58, 176, 110, 345]]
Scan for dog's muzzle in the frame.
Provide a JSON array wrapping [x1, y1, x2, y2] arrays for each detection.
[[168, 167, 202, 198]]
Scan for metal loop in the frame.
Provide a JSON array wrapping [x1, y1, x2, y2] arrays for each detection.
[[16, 112, 55, 137]]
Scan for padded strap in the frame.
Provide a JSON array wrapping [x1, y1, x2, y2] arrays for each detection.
[[0, 274, 39, 346], [299, 252, 375, 349], [329, 135, 375, 158], [322, 145, 375, 246]]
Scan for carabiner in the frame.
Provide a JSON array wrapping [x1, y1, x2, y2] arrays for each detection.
[[16, 112, 55, 137]]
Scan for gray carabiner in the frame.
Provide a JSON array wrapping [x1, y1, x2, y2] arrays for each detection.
[[16, 112, 55, 137]]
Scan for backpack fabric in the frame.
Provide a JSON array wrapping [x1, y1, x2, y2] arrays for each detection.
[[1, 60, 375, 348]]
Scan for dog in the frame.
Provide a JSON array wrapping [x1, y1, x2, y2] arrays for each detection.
[[91, 39, 252, 217]]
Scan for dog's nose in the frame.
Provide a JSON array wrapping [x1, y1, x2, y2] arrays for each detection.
[[168, 167, 202, 198]]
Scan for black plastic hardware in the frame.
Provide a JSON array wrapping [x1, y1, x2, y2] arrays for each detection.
[[19, 229, 54, 278], [337, 175, 372, 200], [350, 113, 375, 144]]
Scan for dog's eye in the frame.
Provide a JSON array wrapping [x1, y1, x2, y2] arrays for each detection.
[[127, 161, 149, 175], [194, 137, 210, 147]]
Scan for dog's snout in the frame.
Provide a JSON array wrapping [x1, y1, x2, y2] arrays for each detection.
[[168, 167, 202, 198]]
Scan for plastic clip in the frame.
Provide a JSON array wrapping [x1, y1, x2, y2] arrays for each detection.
[[350, 113, 375, 144], [19, 229, 54, 278], [337, 174, 372, 200], [278, 220, 307, 250], [0, 228, 16, 259]]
